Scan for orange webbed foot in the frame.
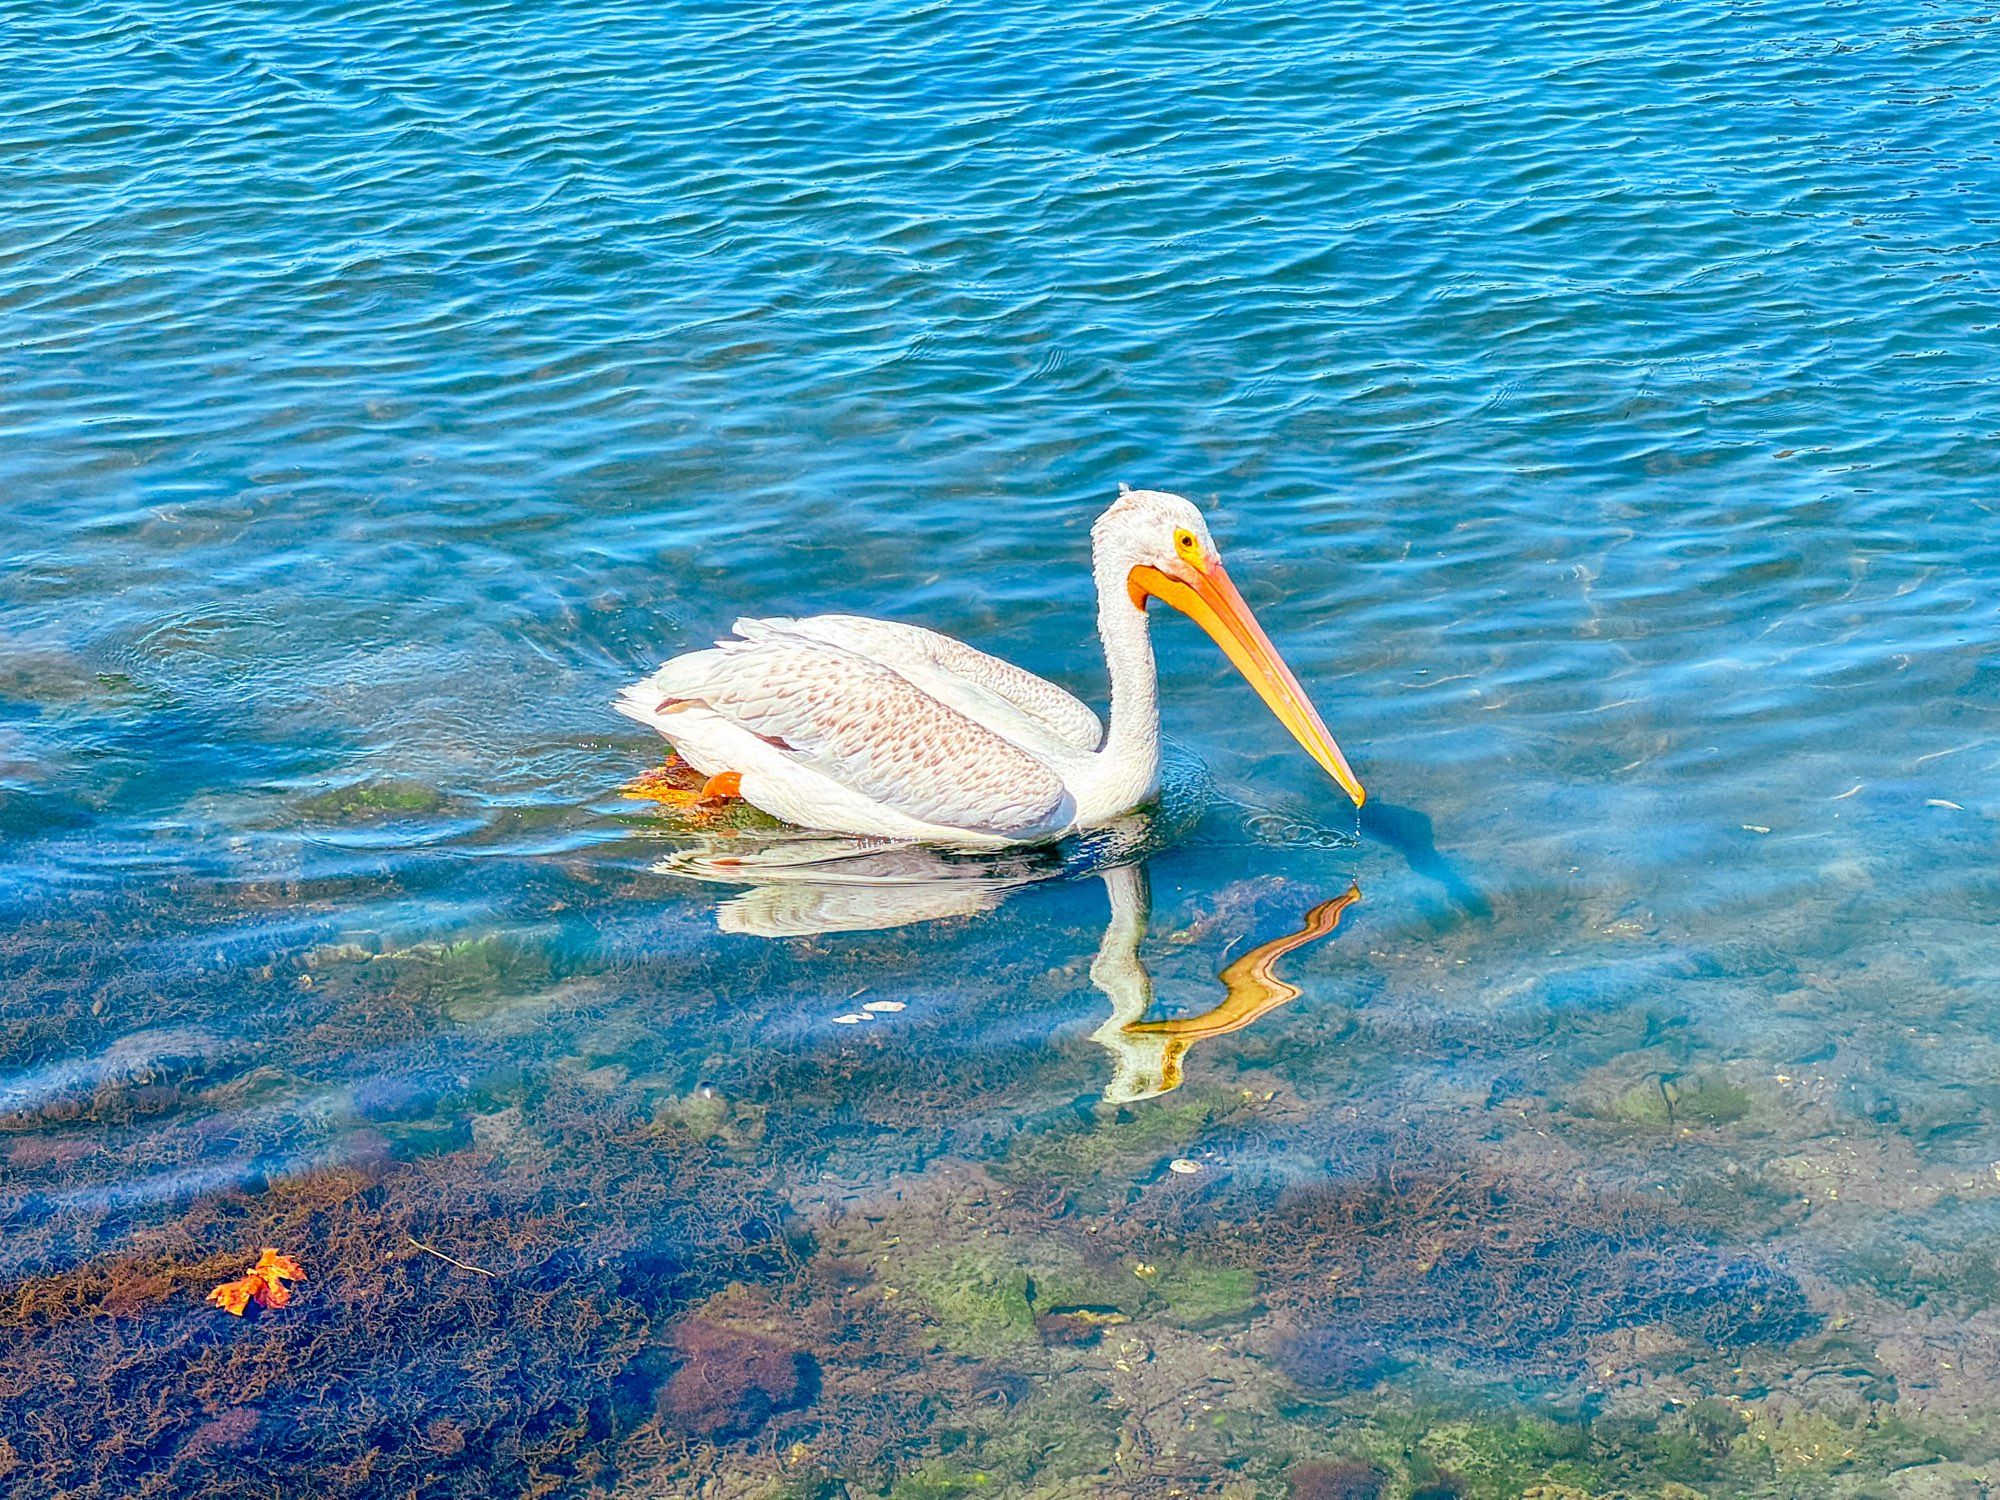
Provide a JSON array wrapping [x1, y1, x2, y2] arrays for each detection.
[[695, 771, 744, 810], [622, 755, 708, 807]]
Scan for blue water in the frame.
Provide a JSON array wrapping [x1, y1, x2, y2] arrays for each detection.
[[4, 1, 1999, 1494]]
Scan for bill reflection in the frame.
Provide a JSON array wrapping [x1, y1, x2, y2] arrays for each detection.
[[655, 823, 1358, 1103]]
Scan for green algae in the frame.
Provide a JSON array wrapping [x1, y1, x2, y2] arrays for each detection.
[[1841, 1241, 2000, 1315], [749, 1476, 847, 1500], [367, 932, 561, 1019], [1270, 1398, 1986, 1500], [900, 1248, 1037, 1355], [649, 1087, 770, 1152], [894, 1227, 1194, 1358], [1246, 1404, 1615, 1500], [994, 1087, 1250, 1192], [1026, 1258, 1144, 1319], [1726, 1405, 1959, 1482], [884, 1463, 995, 1498], [1150, 1259, 1258, 1329], [1600, 1074, 1757, 1129], [297, 778, 448, 820], [1564, 1400, 1994, 1498], [1412, 1414, 1594, 1497], [0, 653, 154, 708], [938, 1381, 1126, 1496]]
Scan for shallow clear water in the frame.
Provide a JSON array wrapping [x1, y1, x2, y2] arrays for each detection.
[[4, 0, 1999, 1494]]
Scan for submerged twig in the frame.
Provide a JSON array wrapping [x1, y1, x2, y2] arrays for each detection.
[[405, 1234, 496, 1277]]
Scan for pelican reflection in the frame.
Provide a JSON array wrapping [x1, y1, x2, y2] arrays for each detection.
[[655, 821, 1358, 1102], [1090, 868, 1359, 1102]]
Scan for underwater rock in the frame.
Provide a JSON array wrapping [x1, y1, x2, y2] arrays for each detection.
[[296, 779, 447, 821], [350, 1074, 437, 1122], [655, 1318, 819, 1440], [1274, 1325, 1395, 1393], [1287, 1458, 1387, 1499]]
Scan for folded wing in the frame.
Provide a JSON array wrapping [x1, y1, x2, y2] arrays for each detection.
[[734, 614, 1104, 753], [641, 628, 1074, 839]]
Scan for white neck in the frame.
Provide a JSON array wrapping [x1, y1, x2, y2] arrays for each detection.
[[1069, 551, 1163, 824]]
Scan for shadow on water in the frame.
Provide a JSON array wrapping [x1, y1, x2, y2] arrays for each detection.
[[1357, 798, 1492, 921]]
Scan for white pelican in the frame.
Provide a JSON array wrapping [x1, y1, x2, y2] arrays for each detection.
[[614, 487, 1363, 845]]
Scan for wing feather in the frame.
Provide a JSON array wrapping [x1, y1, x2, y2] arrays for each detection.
[[645, 634, 1073, 838], [734, 614, 1103, 752]]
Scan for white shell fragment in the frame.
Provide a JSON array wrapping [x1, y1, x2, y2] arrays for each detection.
[[1168, 1158, 1201, 1175]]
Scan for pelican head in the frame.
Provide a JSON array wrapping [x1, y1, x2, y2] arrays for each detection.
[[1094, 487, 1364, 808]]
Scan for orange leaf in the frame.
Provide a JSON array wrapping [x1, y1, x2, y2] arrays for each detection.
[[252, 1249, 307, 1284], [208, 1249, 307, 1316], [206, 1276, 260, 1317]]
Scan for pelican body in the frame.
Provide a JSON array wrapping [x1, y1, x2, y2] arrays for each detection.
[[614, 488, 1363, 846]]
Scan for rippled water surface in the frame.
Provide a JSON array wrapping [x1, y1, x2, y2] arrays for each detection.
[[5, 1, 2000, 1495]]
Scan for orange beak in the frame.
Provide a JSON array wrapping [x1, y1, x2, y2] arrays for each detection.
[[1129, 558, 1365, 808]]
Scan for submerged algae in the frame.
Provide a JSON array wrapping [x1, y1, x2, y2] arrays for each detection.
[[882, 1463, 996, 1499], [902, 1248, 1037, 1356], [654, 1313, 819, 1441], [1150, 1260, 1259, 1329], [1565, 1048, 1772, 1134], [0, 1077, 800, 1500], [1410, 1414, 1594, 1497], [296, 779, 450, 821], [1139, 1150, 1818, 1384], [993, 1086, 1253, 1198], [6, 806, 2000, 1500]]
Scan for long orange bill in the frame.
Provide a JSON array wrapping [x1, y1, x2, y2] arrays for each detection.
[[1130, 559, 1365, 807]]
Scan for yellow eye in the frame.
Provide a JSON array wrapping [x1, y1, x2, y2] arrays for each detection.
[[1174, 528, 1200, 560]]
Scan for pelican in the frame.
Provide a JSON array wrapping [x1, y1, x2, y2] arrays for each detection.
[[614, 486, 1363, 845]]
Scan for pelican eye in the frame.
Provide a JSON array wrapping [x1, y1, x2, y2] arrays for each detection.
[[1173, 528, 1202, 563]]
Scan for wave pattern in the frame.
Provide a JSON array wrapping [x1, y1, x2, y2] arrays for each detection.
[[2, 0, 1999, 1490]]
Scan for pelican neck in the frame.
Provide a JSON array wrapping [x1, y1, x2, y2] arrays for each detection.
[[1072, 556, 1164, 823]]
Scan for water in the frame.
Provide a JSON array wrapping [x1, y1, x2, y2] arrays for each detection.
[[3, 0, 1998, 1492]]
